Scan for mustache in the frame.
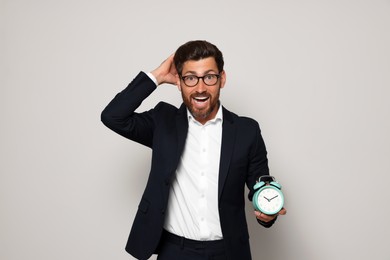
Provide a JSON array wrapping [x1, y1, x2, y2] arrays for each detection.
[[191, 92, 210, 98]]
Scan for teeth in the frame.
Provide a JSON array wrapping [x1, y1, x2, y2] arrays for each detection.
[[194, 97, 208, 101]]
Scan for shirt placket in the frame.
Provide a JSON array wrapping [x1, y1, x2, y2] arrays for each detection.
[[198, 124, 209, 239]]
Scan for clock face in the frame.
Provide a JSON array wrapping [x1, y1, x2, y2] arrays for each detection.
[[256, 187, 284, 215]]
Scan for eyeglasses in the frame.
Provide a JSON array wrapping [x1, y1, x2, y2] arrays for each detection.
[[180, 74, 220, 87]]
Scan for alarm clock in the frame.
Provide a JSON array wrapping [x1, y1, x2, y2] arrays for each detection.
[[253, 176, 284, 215]]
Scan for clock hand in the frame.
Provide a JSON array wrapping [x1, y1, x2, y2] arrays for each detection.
[[269, 195, 279, 201], [263, 196, 270, 202]]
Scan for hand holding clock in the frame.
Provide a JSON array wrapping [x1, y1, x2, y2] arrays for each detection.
[[253, 176, 287, 223], [254, 207, 287, 223]]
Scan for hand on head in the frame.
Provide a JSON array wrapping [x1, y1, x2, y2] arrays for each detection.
[[151, 54, 178, 86]]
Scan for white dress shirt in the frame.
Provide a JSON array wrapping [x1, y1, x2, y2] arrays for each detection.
[[163, 107, 224, 240]]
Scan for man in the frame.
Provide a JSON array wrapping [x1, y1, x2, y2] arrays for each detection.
[[101, 40, 286, 260]]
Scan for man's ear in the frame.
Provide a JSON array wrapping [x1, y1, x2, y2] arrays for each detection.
[[176, 74, 181, 91], [220, 70, 226, 89]]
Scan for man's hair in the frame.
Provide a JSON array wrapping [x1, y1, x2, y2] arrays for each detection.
[[174, 40, 224, 75]]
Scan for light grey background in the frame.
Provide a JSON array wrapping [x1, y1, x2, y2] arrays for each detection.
[[1, 0, 389, 259]]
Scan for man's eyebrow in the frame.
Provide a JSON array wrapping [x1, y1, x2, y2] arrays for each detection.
[[182, 69, 218, 76]]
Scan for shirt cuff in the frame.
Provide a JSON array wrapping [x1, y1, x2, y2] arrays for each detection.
[[146, 72, 158, 86]]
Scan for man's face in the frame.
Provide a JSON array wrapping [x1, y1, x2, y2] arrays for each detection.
[[177, 57, 226, 125]]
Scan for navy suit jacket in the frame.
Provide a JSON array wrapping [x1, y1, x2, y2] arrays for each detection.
[[101, 72, 274, 260]]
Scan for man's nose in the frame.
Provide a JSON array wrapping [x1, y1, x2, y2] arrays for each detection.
[[195, 78, 207, 92]]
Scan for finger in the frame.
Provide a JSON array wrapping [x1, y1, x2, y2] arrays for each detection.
[[166, 53, 175, 66], [278, 208, 287, 215], [254, 210, 266, 220], [254, 211, 275, 222]]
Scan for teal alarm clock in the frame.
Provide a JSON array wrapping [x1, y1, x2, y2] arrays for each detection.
[[253, 176, 284, 215]]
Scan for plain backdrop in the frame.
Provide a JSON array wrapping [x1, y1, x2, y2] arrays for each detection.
[[1, 0, 390, 259]]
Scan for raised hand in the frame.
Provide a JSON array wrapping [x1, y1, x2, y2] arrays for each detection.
[[151, 54, 178, 86]]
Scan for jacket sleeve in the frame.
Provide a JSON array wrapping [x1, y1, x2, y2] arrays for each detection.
[[246, 121, 277, 228], [101, 72, 157, 148]]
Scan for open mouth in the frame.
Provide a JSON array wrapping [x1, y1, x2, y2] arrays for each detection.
[[191, 95, 210, 110], [193, 96, 209, 103]]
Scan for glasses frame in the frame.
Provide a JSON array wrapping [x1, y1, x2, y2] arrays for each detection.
[[180, 74, 221, 87]]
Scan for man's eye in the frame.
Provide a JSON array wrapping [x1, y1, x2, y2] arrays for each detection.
[[186, 76, 196, 81], [205, 75, 214, 80]]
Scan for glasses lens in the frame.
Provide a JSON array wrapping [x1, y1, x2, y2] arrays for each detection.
[[204, 74, 218, 85], [182, 75, 196, 87]]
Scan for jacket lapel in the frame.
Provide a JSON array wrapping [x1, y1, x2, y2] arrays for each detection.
[[175, 103, 189, 170], [218, 107, 236, 200]]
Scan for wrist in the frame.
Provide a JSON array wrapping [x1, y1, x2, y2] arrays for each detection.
[[150, 69, 163, 85], [146, 72, 158, 86]]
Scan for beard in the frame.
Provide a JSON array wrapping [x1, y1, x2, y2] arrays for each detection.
[[181, 89, 221, 122]]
